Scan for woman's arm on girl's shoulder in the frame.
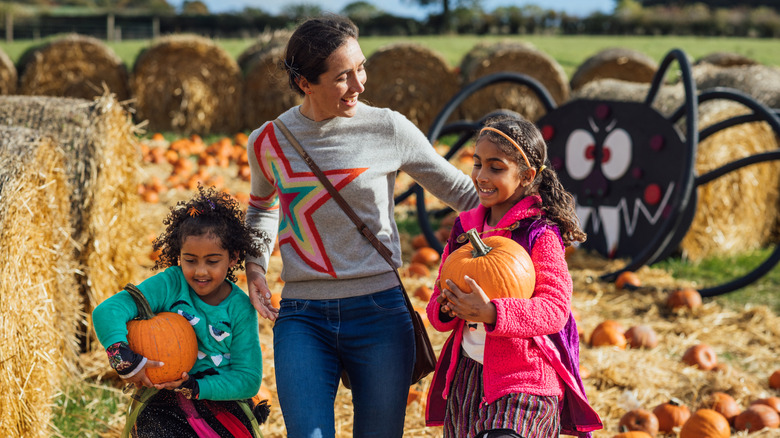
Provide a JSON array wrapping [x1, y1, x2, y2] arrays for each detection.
[[196, 293, 263, 401], [486, 229, 571, 338]]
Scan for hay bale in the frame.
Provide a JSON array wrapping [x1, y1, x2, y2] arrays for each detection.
[[241, 46, 302, 131], [236, 28, 293, 72], [360, 43, 460, 134], [571, 78, 683, 117], [692, 63, 780, 109], [131, 34, 243, 135], [17, 34, 129, 101], [680, 99, 780, 261], [0, 94, 144, 350], [0, 126, 80, 438], [458, 40, 569, 122], [694, 51, 759, 68], [570, 47, 658, 91], [0, 46, 17, 95]]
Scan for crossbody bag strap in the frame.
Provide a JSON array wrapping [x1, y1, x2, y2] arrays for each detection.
[[273, 119, 412, 303]]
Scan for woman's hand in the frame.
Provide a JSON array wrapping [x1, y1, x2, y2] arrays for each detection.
[[246, 262, 279, 321], [441, 276, 497, 325], [124, 359, 165, 388]]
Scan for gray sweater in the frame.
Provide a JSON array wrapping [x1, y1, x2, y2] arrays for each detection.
[[246, 103, 478, 299]]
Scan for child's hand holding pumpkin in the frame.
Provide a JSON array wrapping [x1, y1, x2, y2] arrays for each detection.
[[441, 276, 497, 325]]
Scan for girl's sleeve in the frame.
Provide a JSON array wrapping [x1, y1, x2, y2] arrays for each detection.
[[245, 123, 281, 271], [197, 295, 263, 401], [394, 113, 479, 213], [486, 229, 572, 338], [92, 269, 178, 349]]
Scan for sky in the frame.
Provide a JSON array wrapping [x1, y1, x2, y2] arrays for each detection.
[[188, 0, 615, 20]]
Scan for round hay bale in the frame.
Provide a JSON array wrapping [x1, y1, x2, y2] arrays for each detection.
[[361, 43, 459, 134], [0, 126, 80, 438], [17, 34, 129, 101], [0, 94, 145, 350], [692, 63, 780, 109], [0, 45, 17, 95], [236, 28, 293, 72], [680, 99, 780, 261], [458, 40, 569, 122], [242, 46, 302, 131], [694, 51, 759, 68], [571, 78, 683, 117], [570, 47, 658, 91], [131, 34, 243, 135]]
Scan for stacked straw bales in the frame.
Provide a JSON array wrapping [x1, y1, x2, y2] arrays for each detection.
[[361, 43, 460, 134], [0, 46, 17, 95], [693, 63, 780, 109], [236, 28, 292, 72], [241, 46, 301, 131], [571, 78, 684, 117], [569, 47, 658, 91], [458, 41, 569, 122], [680, 100, 780, 261], [131, 34, 243, 134], [695, 51, 759, 68], [0, 127, 80, 438], [17, 34, 129, 101], [0, 94, 144, 349]]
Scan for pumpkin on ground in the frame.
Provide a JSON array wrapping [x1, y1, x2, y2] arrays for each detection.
[[682, 344, 718, 370], [615, 271, 641, 290], [590, 320, 627, 349], [125, 283, 198, 384], [770, 370, 780, 389], [679, 409, 730, 438], [653, 399, 691, 433], [703, 392, 741, 425], [734, 404, 780, 432], [624, 324, 658, 349], [667, 287, 702, 310], [618, 409, 659, 436], [439, 229, 535, 299]]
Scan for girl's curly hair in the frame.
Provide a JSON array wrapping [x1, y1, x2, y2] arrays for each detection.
[[152, 185, 262, 283]]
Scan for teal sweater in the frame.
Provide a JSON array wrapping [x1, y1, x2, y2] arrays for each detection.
[[92, 266, 262, 401]]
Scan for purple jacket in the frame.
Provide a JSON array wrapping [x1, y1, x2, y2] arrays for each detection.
[[425, 197, 602, 436]]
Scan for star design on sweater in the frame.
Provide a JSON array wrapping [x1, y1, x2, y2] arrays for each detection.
[[253, 124, 367, 277]]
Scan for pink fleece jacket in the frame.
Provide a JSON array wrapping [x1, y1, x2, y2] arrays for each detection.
[[425, 196, 572, 419]]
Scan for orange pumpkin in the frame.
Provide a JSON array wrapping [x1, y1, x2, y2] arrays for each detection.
[[618, 409, 659, 437], [682, 344, 718, 370], [613, 431, 652, 438], [679, 409, 730, 438], [667, 288, 702, 310], [125, 283, 198, 384], [590, 320, 627, 349], [751, 397, 780, 414], [624, 325, 658, 349], [770, 370, 780, 390], [704, 392, 740, 425], [734, 404, 780, 432], [653, 399, 691, 433], [439, 229, 535, 299], [615, 271, 641, 290], [412, 247, 441, 267]]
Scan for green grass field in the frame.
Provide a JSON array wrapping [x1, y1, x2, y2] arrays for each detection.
[[1, 34, 779, 77]]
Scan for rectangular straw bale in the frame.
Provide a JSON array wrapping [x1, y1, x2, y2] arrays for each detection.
[[0, 126, 80, 438], [0, 93, 145, 350]]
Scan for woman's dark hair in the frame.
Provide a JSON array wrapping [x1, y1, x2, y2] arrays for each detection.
[[477, 116, 586, 246], [282, 14, 359, 96], [152, 185, 262, 283]]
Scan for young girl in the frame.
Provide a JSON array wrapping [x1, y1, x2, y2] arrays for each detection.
[[93, 186, 269, 437], [425, 117, 603, 438]]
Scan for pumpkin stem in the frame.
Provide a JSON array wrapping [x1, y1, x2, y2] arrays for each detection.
[[466, 229, 493, 258], [124, 283, 155, 320]]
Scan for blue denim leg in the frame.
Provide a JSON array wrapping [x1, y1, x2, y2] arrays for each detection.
[[273, 287, 414, 438]]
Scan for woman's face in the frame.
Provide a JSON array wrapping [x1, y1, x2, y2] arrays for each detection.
[[298, 37, 367, 121]]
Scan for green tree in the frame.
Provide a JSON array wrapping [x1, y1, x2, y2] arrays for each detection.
[[281, 3, 322, 21], [411, 0, 482, 33], [181, 0, 209, 15]]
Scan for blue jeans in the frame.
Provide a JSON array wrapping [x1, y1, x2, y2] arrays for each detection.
[[273, 286, 415, 438]]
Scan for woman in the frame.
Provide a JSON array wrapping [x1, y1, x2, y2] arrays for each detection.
[[245, 14, 478, 438]]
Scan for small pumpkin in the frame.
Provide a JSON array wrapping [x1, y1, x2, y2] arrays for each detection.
[[411, 247, 440, 267], [590, 320, 627, 349], [653, 398, 691, 433], [615, 271, 641, 290], [413, 285, 433, 301], [125, 283, 198, 384], [618, 409, 659, 437], [439, 229, 535, 299], [770, 370, 780, 390], [624, 325, 658, 349], [679, 409, 730, 438], [703, 392, 740, 425], [405, 262, 430, 279], [751, 397, 780, 414], [682, 344, 717, 370], [667, 287, 702, 310], [613, 430, 652, 438], [734, 404, 780, 432]]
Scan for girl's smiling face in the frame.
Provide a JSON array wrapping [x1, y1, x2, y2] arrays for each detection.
[[471, 138, 530, 223], [297, 37, 367, 121], [180, 232, 237, 306]]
